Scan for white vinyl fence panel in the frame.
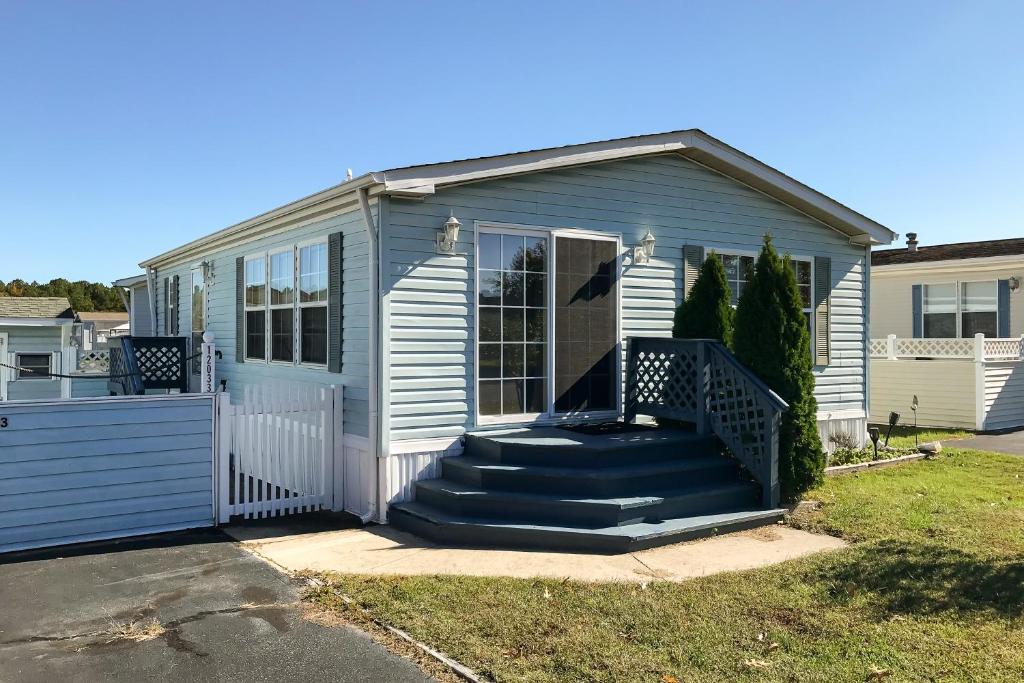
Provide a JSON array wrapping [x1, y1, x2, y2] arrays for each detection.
[[0, 394, 216, 554]]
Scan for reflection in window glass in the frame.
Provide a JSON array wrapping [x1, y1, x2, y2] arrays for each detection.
[[270, 251, 294, 305], [924, 283, 957, 338], [479, 231, 548, 416], [299, 243, 328, 303]]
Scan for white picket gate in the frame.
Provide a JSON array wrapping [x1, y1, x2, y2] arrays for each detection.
[[215, 383, 342, 521]]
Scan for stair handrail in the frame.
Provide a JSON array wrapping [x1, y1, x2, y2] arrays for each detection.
[[624, 337, 788, 509], [704, 341, 787, 509]]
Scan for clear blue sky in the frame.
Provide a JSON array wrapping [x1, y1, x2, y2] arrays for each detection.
[[2, 1, 1022, 282]]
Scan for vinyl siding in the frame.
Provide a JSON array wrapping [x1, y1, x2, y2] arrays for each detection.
[[382, 154, 868, 443], [0, 395, 214, 553], [153, 205, 370, 437], [983, 360, 1024, 431], [1, 326, 64, 401], [129, 283, 154, 336], [869, 359, 977, 429], [871, 265, 1024, 338]]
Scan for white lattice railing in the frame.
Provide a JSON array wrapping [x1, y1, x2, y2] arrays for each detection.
[[870, 334, 1024, 361], [74, 349, 110, 374]]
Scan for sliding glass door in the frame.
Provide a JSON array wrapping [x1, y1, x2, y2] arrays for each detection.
[[476, 225, 620, 425]]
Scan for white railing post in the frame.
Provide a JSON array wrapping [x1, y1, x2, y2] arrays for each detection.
[[216, 392, 233, 524], [886, 334, 897, 360], [200, 331, 216, 393], [1019, 334, 1024, 359], [974, 333, 987, 430], [974, 333, 986, 362], [331, 384, 345, 512]]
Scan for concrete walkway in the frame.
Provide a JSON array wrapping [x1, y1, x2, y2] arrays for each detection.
[[227, 522, 846, 583], [947, 429, 1024, 455]]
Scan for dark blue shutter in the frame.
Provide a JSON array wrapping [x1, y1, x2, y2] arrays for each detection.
[[236, 257, 245, 362], [911, 285, 923, 338], [328, 231, 343, 374], [998, 279, 1011, 337], [170, 275, 180, 336], [682, 245, 704, 300], [814, 256, 831, 366]]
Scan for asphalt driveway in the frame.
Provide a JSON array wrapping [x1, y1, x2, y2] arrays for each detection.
[[0, 528, 435, 683], [947, 429, 1024, 456]]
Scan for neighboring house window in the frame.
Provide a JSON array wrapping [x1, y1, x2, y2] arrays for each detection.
[[298, 242, 328, 365], [269, 249, 294, 362], [720, 253, 755, 304], [17, 353, 51, 380], [244, 256, 267, 360], [922, 281, 997, 338]]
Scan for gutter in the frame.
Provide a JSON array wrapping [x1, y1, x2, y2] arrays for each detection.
[[145, 266, 157, 334], [357, 187, 383, 524]]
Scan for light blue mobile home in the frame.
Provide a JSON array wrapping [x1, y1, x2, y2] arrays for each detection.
[[0, 297, 77, 401], [138, 130, 897, 522]]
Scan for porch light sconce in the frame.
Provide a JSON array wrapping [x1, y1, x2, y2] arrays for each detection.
[[436, 212, 461, 255], [633, 229, 656, 265], [1009, 276, 1021, 292], [200, 259, 215, 283]]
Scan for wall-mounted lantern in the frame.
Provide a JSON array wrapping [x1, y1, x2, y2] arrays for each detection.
[[200, 259, 215, 283], [633, 229, 656, 265], [436, 213, 462, 255]]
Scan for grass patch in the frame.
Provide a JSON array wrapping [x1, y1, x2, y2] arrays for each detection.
[[308, 451, 1024, 682], [869, 424, 972, 449]]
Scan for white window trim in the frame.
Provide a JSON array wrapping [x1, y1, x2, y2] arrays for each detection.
[[921, 279, 999, 338], [267, 247, 296, 365], [243, 254, 268, 362], [15, 352, 56, 381], [473, 221, 623, 428], [297, 238, 330, 368]]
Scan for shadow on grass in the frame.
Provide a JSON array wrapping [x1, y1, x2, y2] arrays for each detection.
[[815, 540, 1024, 617]]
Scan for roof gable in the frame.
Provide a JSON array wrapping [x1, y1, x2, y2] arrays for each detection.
[[0, 297, 75, 320]]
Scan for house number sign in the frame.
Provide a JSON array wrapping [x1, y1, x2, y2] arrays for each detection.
[[0, 417, 7, 428]]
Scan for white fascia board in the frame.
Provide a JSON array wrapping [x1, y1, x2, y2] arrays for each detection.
[[0, 318, 73, 327], [379, 130, 898, 246], [112, 274, 147, 288], [873, 255, 1024, 275], [139, 173, 384, 270]]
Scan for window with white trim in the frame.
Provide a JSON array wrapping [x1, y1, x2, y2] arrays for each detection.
[[243, 240, 330, 367], [17, 353, 52, 380], [923, 280, 997, 338], [244, 256, 267, 360], [298, 242, 328, 365]]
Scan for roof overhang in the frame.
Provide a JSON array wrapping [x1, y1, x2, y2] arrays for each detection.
[[112, 274, 149, 288], [0, 317, 74, 327], [873, 253, 1024, 275], [377, 129, 897, 246]]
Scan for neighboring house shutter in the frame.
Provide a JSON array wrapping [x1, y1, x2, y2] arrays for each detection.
[[163, 277, 170, 335], [682, 245, 704, 300], [170, 275, 180, 335], [236, 256, 245, 363], [911, 285, 923, 338], [328, 231, 344, 374], [153, 278, 160, 337], [998, 279, 1011, 337], [813, 256, 831, 366]]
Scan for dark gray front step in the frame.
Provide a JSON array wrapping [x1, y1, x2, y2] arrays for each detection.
[[465, 426, 719, 468], [389, 501, 786, 554], [413, 478, 760, 528], [442, 455, 741, 496]]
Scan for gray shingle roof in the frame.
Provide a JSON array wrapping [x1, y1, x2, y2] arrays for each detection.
[[872, 238, 1024, 266], [0, 297, 76, 319]]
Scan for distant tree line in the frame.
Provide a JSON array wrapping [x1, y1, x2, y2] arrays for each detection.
[[0, 279, 126, 312]]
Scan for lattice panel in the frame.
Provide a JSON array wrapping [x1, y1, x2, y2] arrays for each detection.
[[625, 339, 701, 423], [706, 356, 773, 479], [868, 339, 887, 357], [894, 338, 973, 358], [76, 349, 110, 374], [984, 338, 1023, 359]]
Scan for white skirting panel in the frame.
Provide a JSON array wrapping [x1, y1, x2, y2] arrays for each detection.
[[342, 436, 376, 521], [380, 440, 464, 521], [817, 413, 868, 455]]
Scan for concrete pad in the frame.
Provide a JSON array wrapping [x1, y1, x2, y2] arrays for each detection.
[[226, 522, 847, 583], [946, 430, 1024, 456]]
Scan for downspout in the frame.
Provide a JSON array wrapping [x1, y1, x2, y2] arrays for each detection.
[[145, 266, 157, 336], [863, 243, 872, 434], [358, 187, 382, 524]]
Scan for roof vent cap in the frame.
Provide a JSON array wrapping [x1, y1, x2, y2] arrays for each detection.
[[906, 232, 918, 252]]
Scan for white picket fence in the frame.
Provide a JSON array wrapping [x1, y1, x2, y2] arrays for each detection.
[[216, 383, 342, 521]]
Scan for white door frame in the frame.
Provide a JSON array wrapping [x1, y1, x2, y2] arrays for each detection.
[[0, 333, 8, 401], [472, 221, 623, 428]]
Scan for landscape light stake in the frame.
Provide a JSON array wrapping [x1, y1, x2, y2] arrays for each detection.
[[868, 427, 880, 460], [885, 411, 900, 448], [911, 395, 919, 447]]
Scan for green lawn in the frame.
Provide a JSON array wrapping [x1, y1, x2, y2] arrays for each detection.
[[869, 425, 972, 450], [308, 450, 1024, 682]]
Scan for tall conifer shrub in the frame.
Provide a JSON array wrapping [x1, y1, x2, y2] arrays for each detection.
[[733, 235, 825, 501], [672, 252, 733, 346]]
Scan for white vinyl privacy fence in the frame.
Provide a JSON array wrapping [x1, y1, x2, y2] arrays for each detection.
[[0, 394, 216, 554]]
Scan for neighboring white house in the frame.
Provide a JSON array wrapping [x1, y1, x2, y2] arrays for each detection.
[[0, 297, 77, 401], [869, 234, 1024, 430], [112, 274, 153, 336], [75, 311, 130, 349], [134, 129, 897, 520]]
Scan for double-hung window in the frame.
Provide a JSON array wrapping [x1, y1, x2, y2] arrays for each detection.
[[298, 242, 329, 365], [243, 240, 330, 367], [17, 353, 52, 380], [244, 256, 267, 360], [922, 281, 997, 338]]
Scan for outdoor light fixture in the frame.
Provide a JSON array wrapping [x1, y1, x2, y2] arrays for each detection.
[[911, 395, 919, 447], [633, 229, 656, 265], [200, 259, 215, 283], [884, 411, 900, 447], [1009, 276, 1021, 292], [436, 212, 461, 255], [868, 427, 880, 460]]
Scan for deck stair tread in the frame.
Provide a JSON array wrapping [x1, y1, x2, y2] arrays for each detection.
[[415, 477, 756, 509], [445, 455, 734, 479]]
